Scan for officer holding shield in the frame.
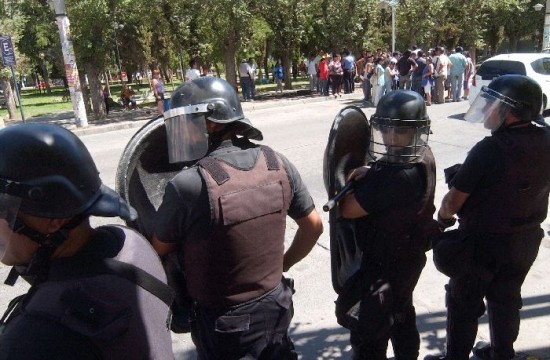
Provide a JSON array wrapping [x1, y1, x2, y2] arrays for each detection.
[[151, 77, 323, 359], [425, 75, 550, 360], [339, 90, 437, 359], [0, 124, 173, 359]]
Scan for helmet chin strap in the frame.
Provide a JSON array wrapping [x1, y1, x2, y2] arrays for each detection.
[[207, 123, 236, 152], [7, 215, 85, 286]]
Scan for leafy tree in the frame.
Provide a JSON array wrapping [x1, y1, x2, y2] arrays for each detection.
[[260, 0, 311, 89], [0, 2, 26, 120]]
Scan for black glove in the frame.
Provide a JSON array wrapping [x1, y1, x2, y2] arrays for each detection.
[[437, 212, 456, 230]]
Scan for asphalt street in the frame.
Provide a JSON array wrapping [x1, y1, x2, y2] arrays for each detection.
[[0, 91, 549, 359]]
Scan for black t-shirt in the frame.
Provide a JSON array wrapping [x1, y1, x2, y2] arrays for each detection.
[[353, 163, 427, 257], [354, 164, 425, 215], [396, 57, 416, 76], [154, 138, 316, 244], [450, 136, 504, 194]]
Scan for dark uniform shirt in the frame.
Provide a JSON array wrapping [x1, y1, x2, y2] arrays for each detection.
[[0, 227, 172, 360], [354, 164, 425, 214], [450, 136, 504, 194], [154, 138, 315, 244], [0, 233, 124, 359], [353, 164, 427, 258]]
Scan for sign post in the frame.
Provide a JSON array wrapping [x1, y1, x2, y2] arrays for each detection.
[[49, 0, 88, 127], [0, 35, 25, 122]]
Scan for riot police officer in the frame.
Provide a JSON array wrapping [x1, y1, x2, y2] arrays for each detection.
[[150, 77, 323, 359], [339, 90, 437, 359], [0, 124, 173, 359], [425, 75, 550, 360]]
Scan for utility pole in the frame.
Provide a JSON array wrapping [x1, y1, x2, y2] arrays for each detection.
[[544, 0, 550, 52], [49, 0, 88, 127]]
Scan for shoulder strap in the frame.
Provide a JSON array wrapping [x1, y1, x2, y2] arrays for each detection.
[[198, 156, 230, 185], [260, 146, 280, 170], [48, 257, 175, 307]]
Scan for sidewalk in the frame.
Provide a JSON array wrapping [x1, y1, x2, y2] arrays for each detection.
[[10, 84, 537, 136], [3, 88, 356, 137]]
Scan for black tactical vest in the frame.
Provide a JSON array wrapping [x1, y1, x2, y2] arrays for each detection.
[[358, 146, 437, 258], [460, 127, 550, 233], [0, 225, 173, 359], [184, 146, 292, 308]]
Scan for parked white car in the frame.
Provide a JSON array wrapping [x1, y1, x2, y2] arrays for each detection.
[[469, 53, 550, 111]]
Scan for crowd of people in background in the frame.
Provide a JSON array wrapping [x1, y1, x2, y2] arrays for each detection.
[[294, 46, 474, 107]]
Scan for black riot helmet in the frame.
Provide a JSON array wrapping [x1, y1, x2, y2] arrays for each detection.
[[465, 74, 545, 132], [369, 90, 431, 165], [0, 123, 136, 220], [163, 77, 263, 163]]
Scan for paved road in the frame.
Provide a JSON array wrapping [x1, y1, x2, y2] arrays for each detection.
[[1, 92, 549, 359]]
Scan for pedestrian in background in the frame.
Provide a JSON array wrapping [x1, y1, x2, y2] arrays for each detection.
[[152, 69, 165, 115]]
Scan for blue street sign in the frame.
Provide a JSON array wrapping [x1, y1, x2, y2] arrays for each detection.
[[0, 36, 17, 66]]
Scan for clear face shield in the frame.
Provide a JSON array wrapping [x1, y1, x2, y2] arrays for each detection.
[[464, 86, 519, 132], [370, 118, 430, 164], [0, 193, 22, 264], [163, 104, 212, 163]]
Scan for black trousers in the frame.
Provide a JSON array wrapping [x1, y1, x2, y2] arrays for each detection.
[[444, 228, 543, 360], [351, 253, 426, 360], [343, 69, 354, 93], [191, 282, 297, 360]]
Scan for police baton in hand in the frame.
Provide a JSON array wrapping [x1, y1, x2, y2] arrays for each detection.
[[323, 182, 353, 212]]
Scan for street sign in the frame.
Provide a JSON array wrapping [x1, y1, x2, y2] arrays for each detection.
[[0, 36, 16, 66]]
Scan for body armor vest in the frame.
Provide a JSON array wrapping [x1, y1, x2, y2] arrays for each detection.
[[460, 128, 550, 233], [184, 146, 292, 308], [1, 225, 173, 359], [358, 146, 437, 258]]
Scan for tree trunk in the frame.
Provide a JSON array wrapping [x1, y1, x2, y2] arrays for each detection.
[[78, 71, 93, 117], [282, 49, 293, 90], [508, 36, 519, 52], [264, 39, 271, 82], [1, 77, 17, 120], [224, 29, 237, 90], [84, 62, 106, 120]]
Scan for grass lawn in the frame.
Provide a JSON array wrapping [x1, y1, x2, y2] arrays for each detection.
[[1, 77, 310, 120]]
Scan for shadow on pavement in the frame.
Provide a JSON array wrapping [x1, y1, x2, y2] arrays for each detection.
[[448, 112, 467, 121], [174, 293, 550, 359]]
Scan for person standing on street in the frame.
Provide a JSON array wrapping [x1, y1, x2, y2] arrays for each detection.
[[340, 90, 437, 359], [425, 75, 550, 360], [433, 47, 450, 104], [185, 59, 201, 82], [448, 46, 468, 102], [239, 59, 253, 101], [152, 69, 165, 115], [396, 50, 417, 90], [0, 124, 173, 360], [151, 77, 323, 359]]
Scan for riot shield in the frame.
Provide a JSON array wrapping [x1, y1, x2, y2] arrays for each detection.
[[116, 115, 194, 333], [323, 106, 373, 294], [115, 115, 190, 239]]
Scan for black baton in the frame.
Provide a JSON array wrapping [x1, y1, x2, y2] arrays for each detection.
[[323, 182, 353, 212]]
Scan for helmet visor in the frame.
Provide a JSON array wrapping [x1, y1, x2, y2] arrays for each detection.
[[370, 118, 429, 164], [0, 194, 22, 263], [464, 86, 516, 131], [164, 104, 210, 163]]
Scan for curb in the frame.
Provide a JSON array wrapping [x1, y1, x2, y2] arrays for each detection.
[[5, 91, 367, 137]]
